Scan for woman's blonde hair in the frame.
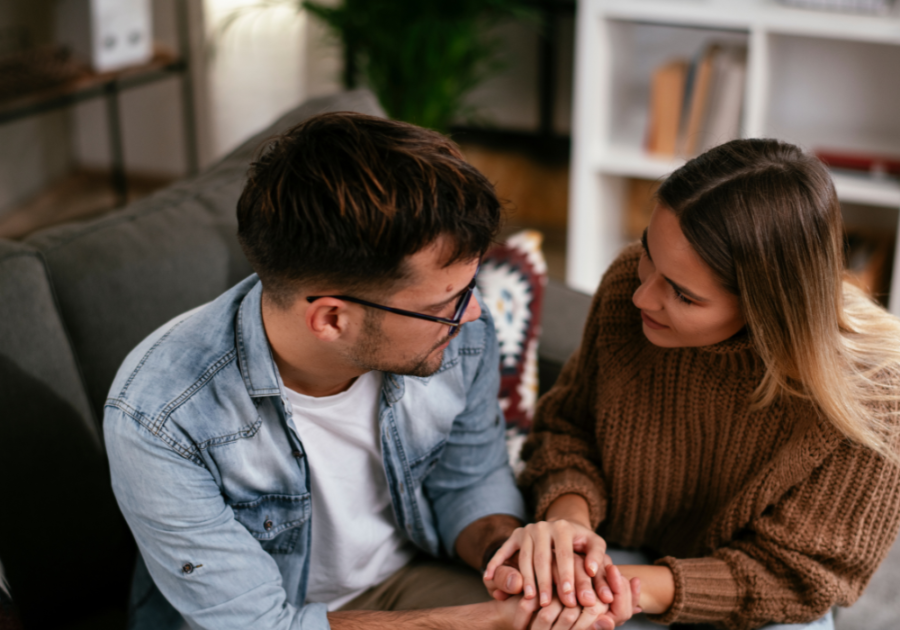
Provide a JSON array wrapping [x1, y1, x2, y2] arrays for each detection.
[[658, 138, 900, 462]]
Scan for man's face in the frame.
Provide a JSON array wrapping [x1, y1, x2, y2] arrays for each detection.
[[345, 239, 482, 377]]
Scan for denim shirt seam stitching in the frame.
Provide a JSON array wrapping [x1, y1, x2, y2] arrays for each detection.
[[107, 399, 205, 465], [151, 350, 237, 434], [119, 318, 191, 398]]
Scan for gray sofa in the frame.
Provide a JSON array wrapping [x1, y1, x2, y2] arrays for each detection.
[[0, 89, 896, 629]]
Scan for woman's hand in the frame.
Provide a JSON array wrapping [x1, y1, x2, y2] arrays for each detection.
[[483, 519, 612, 608]]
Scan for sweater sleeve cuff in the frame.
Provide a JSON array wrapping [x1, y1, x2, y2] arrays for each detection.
[[647, 556, 740, 626], [532, 469, 606, 529]]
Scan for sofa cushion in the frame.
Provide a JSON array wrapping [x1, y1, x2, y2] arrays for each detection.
[[25, 90, 386, 416], [0, 240, 132, 629], [536, 279, 592, 396]]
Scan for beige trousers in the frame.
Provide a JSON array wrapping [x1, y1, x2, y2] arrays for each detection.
[[338, 554, 492, 611]]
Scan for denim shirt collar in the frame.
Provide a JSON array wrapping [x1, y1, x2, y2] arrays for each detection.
[[234, 279, 407, 405], [234, 281, 283, 399]]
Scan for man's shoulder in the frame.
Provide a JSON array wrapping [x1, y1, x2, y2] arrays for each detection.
[[104, 276, 260, 438]]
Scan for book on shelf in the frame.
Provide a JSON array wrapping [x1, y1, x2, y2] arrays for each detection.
[[645, 42, 747, 159], [645, 59, 688, 157], [625, 178, 661, 239]]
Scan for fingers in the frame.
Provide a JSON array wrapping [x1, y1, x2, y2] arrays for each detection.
[[571, 531, 607, 579], [550, 604, 582, 630], [493, 565, 524, 597], [571, 553, 597, 607], [533, 524, 554, 606], [551, 523, 577, 607], [604, 564, 634, 627], [519, 533, 537, 600], [484, 532, 524, 580], [530, 598, 565, 630], [592, 555, 614, 605]]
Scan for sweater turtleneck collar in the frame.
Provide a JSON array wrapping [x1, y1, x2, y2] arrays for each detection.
[[695, 328, 755, 355]]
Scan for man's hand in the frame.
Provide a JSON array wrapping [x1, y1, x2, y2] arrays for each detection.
[[492, 594, 617, 630]]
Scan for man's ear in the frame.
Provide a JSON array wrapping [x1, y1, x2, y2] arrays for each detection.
[[304, 298, 354, 342]]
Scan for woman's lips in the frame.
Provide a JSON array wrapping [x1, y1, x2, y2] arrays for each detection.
[[641, 311, 669, 329]]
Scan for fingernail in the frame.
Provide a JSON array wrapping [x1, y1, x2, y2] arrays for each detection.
[[581, 590, 596, 604], [588, 562, 598, 576], [600, 586, 612, 600], [540, 592, 550, 606], [562, 581, 573, 593], [506, 574, 515, 590], [524, 585, 535, 598]]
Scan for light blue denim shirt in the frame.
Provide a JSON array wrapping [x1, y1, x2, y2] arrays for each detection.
[[104, 275, 526, 630]]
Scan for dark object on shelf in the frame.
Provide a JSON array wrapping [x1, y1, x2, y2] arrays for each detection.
[[816, 149, 900, 179], [776, 0, 896, 15], [845, 230, 895, 306], [0, 0, 198, 209], [0, 47, 88, 102]]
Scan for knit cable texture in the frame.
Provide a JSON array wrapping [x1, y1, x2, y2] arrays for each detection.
[[519, 244, 900, 629]]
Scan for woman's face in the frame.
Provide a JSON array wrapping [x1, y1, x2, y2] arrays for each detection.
[[633, 204, 745, 348]]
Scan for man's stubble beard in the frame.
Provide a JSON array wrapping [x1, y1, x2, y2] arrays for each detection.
[[346, 309, 451, 378]]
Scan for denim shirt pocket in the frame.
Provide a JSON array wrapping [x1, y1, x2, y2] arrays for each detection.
[[408, 440, 446, 484], [230, 493, 311, 554]]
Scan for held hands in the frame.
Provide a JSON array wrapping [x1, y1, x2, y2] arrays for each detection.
[[483, 520, 640, 630]]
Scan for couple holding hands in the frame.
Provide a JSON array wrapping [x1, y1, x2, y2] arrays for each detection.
[[106, 111, 900, 630]]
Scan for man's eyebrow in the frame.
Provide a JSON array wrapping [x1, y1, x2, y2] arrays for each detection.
[[641, 227, 709, 303]]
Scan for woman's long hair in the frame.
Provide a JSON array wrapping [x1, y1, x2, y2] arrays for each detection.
[[658, 138, 900, 461]]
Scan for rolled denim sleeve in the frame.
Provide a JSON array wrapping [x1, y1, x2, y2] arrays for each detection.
[[424, 304, 527, 554], [105, 407, 329, 630]]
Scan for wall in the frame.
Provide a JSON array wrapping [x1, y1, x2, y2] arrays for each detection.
[[0, 0, 73, 216]]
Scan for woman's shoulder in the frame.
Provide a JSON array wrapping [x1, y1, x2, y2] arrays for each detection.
[[584, 243, 644, 342]]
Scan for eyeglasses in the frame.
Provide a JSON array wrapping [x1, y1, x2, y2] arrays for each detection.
[[306, 266, 480, 338]]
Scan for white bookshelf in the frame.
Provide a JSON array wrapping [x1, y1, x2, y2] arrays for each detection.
[[568, 0, 900, 314]]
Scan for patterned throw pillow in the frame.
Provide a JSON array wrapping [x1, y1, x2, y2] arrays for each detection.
[[477, 230, 547, 475]]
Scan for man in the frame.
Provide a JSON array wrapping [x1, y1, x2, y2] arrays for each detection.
[[105, 112, 602, 630]]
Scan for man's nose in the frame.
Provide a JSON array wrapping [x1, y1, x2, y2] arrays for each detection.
[[460, 294, 482, 325]]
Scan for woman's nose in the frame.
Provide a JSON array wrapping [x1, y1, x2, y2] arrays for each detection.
[[633, 273, 662, 311]]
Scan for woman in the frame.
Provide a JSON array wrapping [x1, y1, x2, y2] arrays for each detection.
[[486, 139, 900, 629]]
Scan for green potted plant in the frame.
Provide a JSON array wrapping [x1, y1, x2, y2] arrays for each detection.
[[301, 0, 535, 132]]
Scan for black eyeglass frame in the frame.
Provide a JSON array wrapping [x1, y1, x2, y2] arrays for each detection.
[[305, 265, 480, 334]]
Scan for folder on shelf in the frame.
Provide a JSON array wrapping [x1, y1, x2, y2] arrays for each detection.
[[645, 59, 688, 157], [696, 45, 747, 155]]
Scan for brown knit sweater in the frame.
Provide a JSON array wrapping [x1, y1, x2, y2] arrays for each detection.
[[520, 244, 900, 629]]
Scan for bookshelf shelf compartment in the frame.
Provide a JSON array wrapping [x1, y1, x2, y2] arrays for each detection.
[[569, 0, 900, 315]]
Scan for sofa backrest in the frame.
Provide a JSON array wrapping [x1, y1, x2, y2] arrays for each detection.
[[25, 89, 386, 418], [0, 89, 385, 628], [0, 239, 132, 629]]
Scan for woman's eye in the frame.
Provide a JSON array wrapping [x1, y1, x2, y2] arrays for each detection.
[[672, 286, 693, 305]]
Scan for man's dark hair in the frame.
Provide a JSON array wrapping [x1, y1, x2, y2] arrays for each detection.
[[237, 112, 502, 308]]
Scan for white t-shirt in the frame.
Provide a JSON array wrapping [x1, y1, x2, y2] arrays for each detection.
[[285, 371, 415, 610]]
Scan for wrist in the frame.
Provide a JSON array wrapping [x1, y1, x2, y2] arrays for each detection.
[[545, 494, 592, 529], [617, 565, 675, 615]]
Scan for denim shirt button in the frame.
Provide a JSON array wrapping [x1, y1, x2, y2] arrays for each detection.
[[182, 563, 194, 575], [291, 449, 303, 458], [264, 518, 274, 531], [399, 482, 405, 493]]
